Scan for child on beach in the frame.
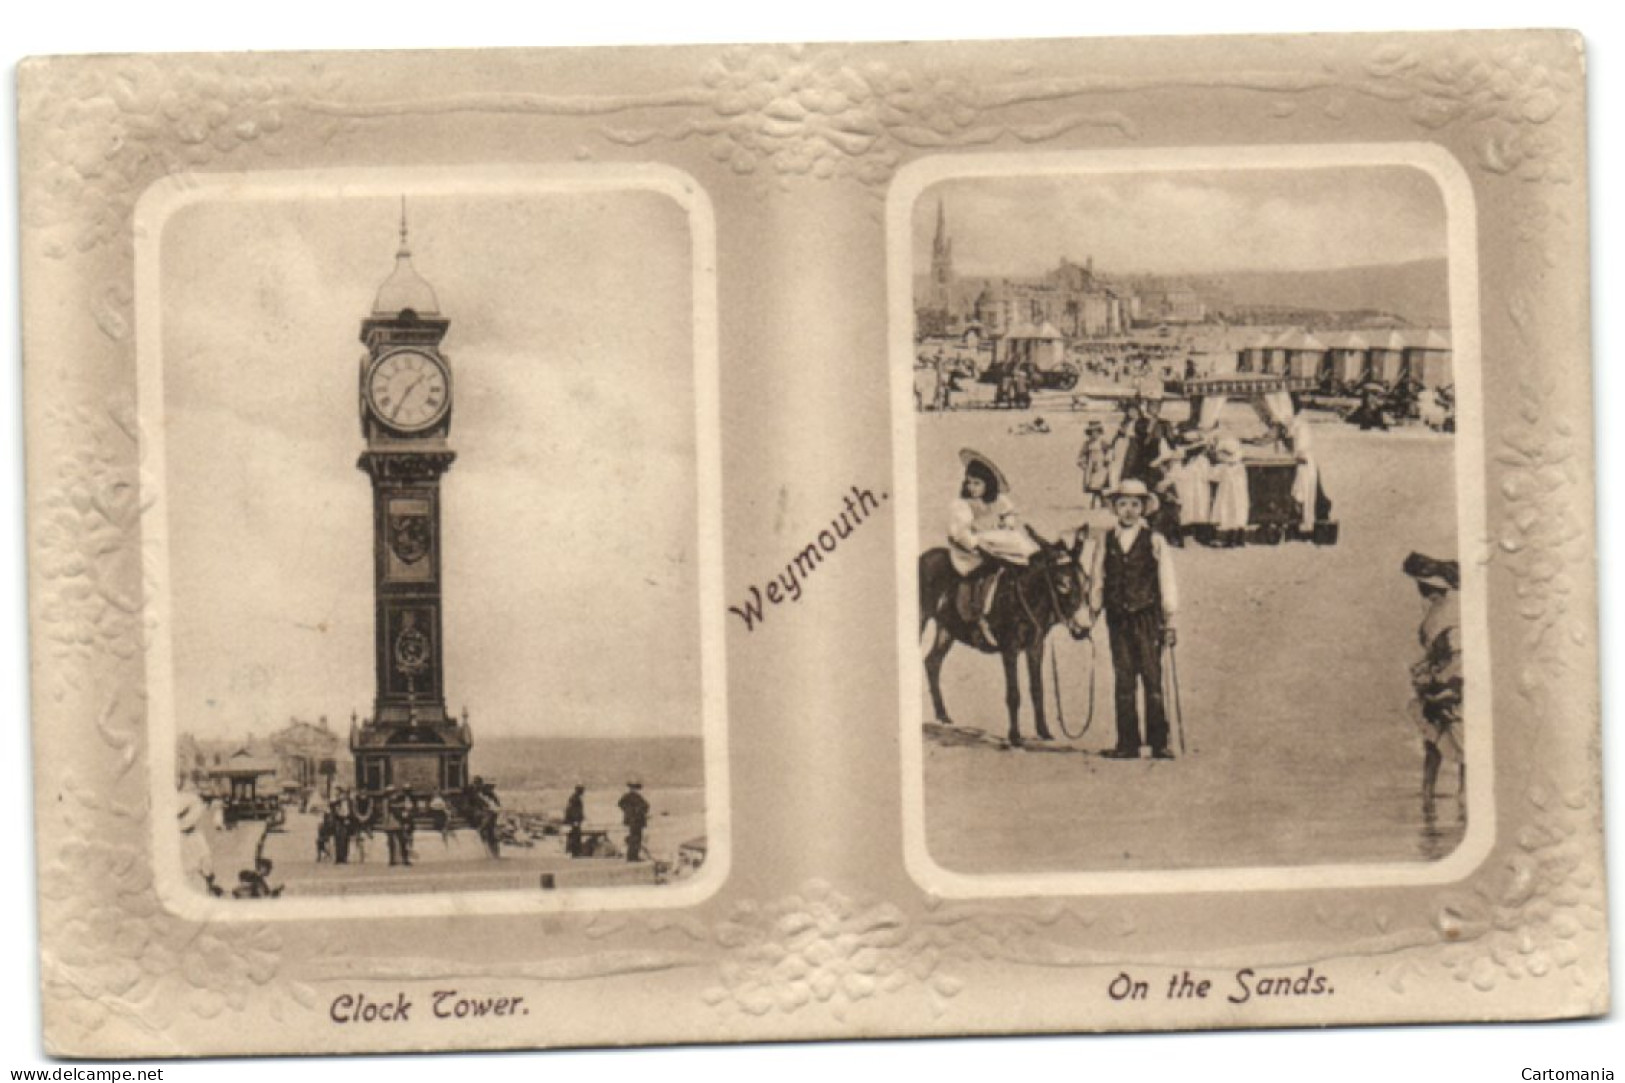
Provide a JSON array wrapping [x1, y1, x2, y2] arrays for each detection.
[[948, 448, 1038, 647], [1077, 419, 1114, 509], [1088, 479, 1180, 760]]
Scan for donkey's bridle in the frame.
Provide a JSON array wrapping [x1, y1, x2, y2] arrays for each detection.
[[1018, 546, 1089, 642]]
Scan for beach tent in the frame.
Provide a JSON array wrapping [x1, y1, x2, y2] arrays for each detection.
[[1369, 329, 1410, 385], [1323, 331, 1373, 385], [1261, 329, 1299, 375], [1278, 330, 1330, 380], [1236, 331, 1272, 373], [1404, 328, 1453, 388]]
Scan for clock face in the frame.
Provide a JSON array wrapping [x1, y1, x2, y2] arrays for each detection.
[[367, 349, 450, 432]]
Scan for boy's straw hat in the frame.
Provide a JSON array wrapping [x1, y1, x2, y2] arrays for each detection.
[[1104, 478, 1160, 516]]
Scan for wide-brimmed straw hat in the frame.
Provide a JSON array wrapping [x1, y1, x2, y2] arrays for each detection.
[[1105, 478, 1160, 515], [958, 448, 1010, 492], [1403, 551, 1459, 591]]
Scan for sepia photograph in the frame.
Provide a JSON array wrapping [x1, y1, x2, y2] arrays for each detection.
[[896, 150, 1491, 890], [138, 171, 727, 913]]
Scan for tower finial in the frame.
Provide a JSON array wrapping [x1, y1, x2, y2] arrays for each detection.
[[397, 196, 410, 258]]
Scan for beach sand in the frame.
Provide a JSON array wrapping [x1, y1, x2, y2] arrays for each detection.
[[915, 394, 1466, 874]]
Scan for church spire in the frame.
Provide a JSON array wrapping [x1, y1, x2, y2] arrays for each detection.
[[931, 197, 954, 290]]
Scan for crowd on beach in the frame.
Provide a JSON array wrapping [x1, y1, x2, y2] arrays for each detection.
[[309, 776, 503, 868], [174, 772, 662, 899], [1071, 392, 1324, 547], [914, 337, 1456, 434]]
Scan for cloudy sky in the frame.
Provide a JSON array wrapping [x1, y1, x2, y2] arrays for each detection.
[[913, 166, 1448, 278], [158, 187, 703, 741]]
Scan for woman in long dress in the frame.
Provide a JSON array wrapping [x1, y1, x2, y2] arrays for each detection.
[[1209, 436, 1250, 547], [1166, 432, 1213, 543], [1285, 414, 1320, 535]]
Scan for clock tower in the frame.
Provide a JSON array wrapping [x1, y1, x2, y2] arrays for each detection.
[[350, 205, 472, 797]]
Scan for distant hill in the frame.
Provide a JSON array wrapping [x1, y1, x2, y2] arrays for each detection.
[[1207, 259, 1450, 328]]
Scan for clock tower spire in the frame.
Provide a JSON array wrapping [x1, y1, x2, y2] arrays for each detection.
[[350, 204, 471, 799]]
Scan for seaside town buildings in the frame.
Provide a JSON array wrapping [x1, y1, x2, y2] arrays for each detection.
[[916, 198, 1200, 341], [178, 715, 346, 799], [914, 199, 1454, 389]]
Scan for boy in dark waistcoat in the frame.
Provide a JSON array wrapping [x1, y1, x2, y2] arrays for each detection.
[[1088, 479, 1180, 759]]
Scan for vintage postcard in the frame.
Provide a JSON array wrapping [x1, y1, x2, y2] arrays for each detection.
[[18, 31, 1606, 1057]]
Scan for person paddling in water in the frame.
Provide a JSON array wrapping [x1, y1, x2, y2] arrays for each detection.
[[947, 448, 1039, 648]]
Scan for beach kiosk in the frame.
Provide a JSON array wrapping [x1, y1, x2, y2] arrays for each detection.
[[206, 753, 283, 826], [981, 319, 1078, 400]]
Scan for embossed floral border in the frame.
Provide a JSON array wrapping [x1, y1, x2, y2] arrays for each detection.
[[20, 31, 1605, 1056]]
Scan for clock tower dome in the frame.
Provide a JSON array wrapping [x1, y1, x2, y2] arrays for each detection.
[[350, 203, 472, 798]]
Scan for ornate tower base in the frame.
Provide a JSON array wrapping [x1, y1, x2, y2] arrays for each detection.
[[350, 712, 473, 796]]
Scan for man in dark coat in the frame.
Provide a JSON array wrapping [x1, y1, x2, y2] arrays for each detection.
[[466, 777, 502, 859], [330, 787, 354, 865], [1115, 395, 1176, 489], [618, 780, 650, 863], [563, 784, 586, 858], [383, 786, 413, 867]]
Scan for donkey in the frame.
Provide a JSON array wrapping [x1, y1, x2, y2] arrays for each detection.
[[919, 531, 1090, 746]]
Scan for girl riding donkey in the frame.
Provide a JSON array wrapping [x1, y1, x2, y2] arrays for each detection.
[[946, 449, 1040, 649], [922, 449, 1090, 746]]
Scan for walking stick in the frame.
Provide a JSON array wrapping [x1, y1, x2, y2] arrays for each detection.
[[1166, 639, 1187, 756]]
